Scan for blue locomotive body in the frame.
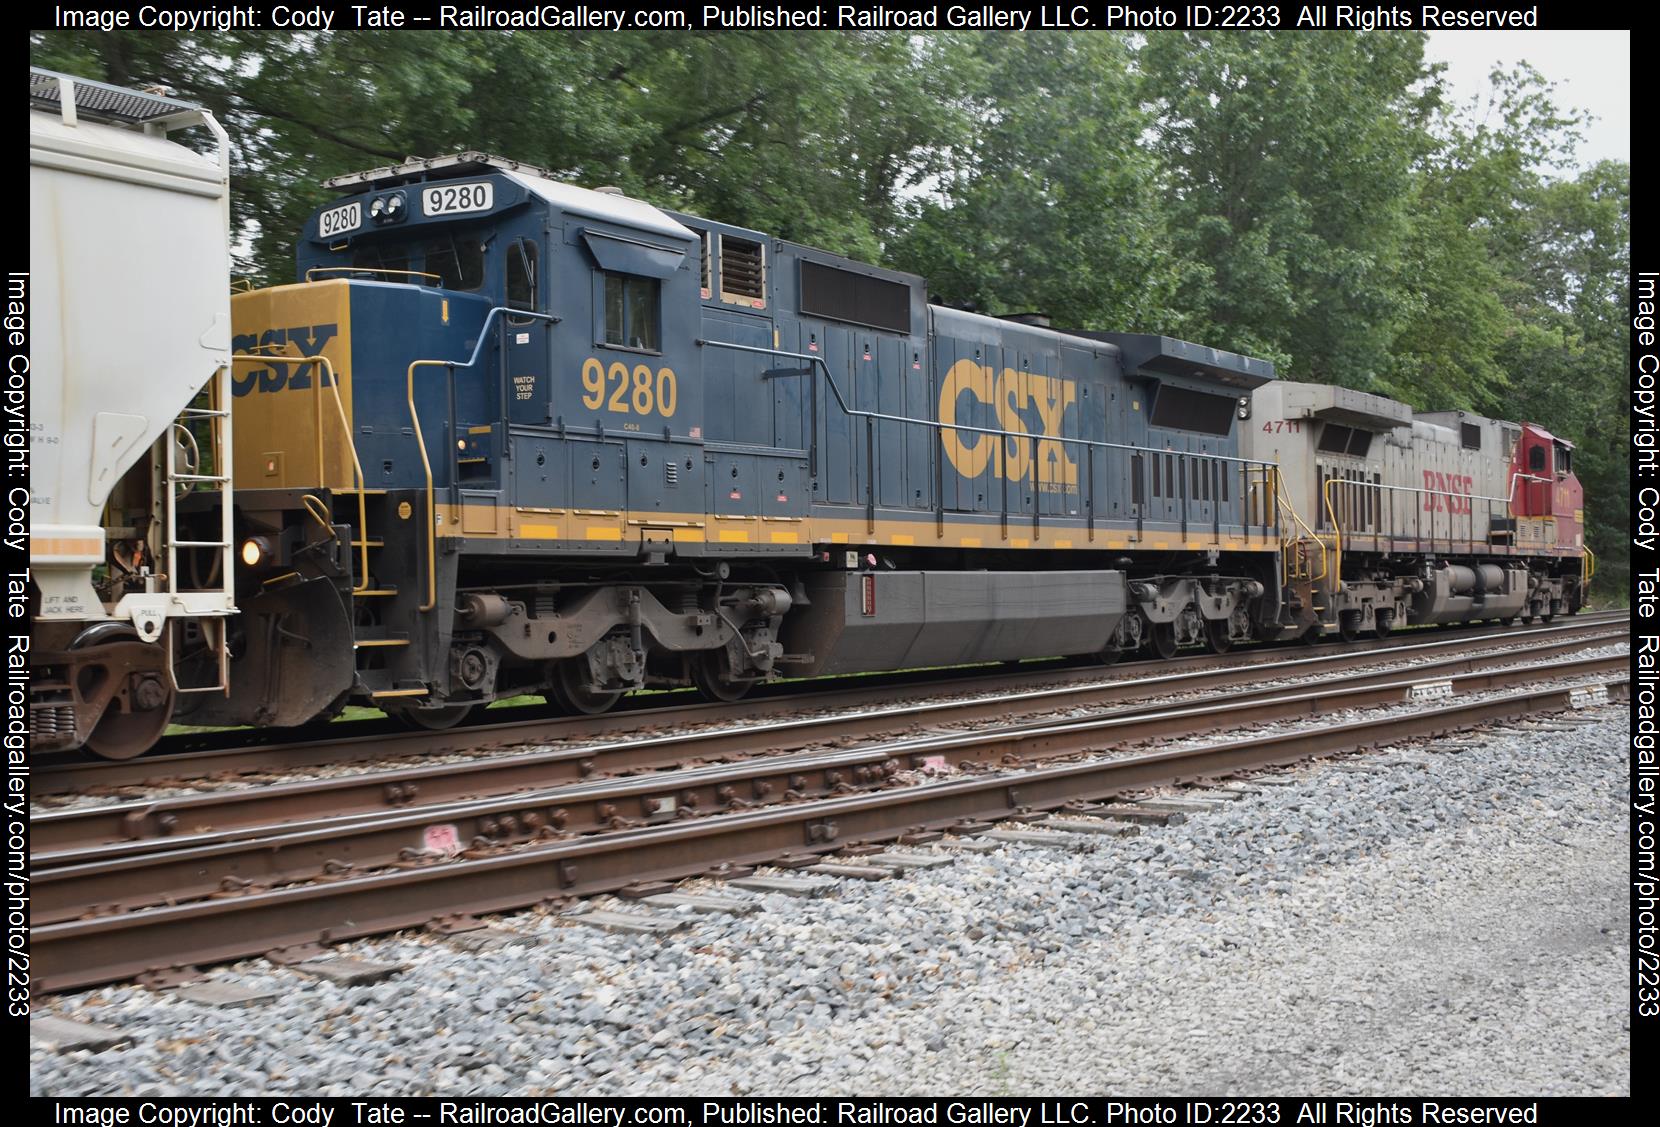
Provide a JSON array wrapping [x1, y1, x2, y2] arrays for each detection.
[[202, 154, 1286, 725]]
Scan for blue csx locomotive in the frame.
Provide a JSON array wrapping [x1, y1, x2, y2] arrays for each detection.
[[172, 152, 1583, 734]]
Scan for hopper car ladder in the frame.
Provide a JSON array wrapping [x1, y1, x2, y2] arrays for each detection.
[[161, 366, 235, 695]]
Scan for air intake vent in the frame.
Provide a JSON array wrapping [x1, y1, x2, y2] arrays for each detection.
[[720, 235, 766, 302], [665, 460, 679, 488]]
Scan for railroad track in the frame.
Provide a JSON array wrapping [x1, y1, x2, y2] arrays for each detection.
[[31, 621, 1627, 991], [36, 622, 1628, 852], [36, 611, 1627, 793]]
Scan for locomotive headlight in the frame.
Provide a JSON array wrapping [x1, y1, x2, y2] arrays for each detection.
[[370, 192, 407, 224], [240, 536, 273, 569], [1237, 396, 1252, 420]]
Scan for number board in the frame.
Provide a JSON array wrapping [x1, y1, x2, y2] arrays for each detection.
[[318, 202, 361, 238], [422, 182, 494, 217]]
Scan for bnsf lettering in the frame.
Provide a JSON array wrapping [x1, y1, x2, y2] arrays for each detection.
[[938, 358, 1077, 491], [231, 324, 340, 396], [1422, 470, 1475, 514]]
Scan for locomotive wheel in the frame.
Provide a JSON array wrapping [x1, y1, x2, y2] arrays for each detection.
[[1203, 618, 1232, 654], [548, 660, 623, 715], [690, 650, 753, 703], [1337, 612, 1362, 644], [387, 703, 475, 731], [1148, 623, 1179, 660]]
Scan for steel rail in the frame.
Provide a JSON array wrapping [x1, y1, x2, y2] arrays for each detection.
[[33, 653, 1626, 923], [34, 613, 1626, 797], [33, 677, 1627, 992], [36, 610, 1627, 789], [33, 625, 1626, 852]]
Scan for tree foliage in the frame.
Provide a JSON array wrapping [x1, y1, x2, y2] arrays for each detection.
[[29, 29, 1629, 594]]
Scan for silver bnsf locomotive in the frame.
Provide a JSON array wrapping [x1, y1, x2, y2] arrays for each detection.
[[27, 82, 1592, 758]]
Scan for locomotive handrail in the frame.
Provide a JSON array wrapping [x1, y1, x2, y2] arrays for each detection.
[[305, 266, 444, 285], [1320, 472, 1556, 587], [700, 337, 1279, 547], [1583, 544, 1596, 588], [1261, 465, 1327, 585], [408, 306, 557, 612], [699, 339, 1272, 467], [230, 351, 371, 592]]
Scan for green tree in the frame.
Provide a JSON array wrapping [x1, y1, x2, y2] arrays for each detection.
[[1140, 31, 1438, 383], [30, 30, 967, 279], [891, 32, 1180, 332]]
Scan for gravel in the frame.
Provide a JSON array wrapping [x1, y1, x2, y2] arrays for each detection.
[[31, 702, 1628, 1096]]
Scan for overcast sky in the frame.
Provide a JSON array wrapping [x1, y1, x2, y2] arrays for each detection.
[[1423, 30, 1630, 171]]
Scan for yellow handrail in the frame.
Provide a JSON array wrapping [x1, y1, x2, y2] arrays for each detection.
[[1583, 544, 1596, 587], [306, 266, 442, 285], [229, 352, 371, 592], [407, 358, 451, 612], [1271, 466, 1327, 584]]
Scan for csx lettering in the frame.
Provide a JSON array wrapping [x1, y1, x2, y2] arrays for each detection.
[[1422, 470, 1474, 513], [938, 358, 1077, 489], [231, 324, 340, 396]]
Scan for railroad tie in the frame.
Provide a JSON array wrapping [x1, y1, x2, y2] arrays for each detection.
[[29, 1016, 129, 1053], [559, 909, 690, 935], [863, 851, 957, 871], [727, 875, 835, 898], [294, 958, 406, 986], [803, 862, 894, 881], [443, 927, 535, 952], [641, 892, 759, 915], [935, 837, 1003, 853], [1083, 803, 1188, 826], [1037, 816, 1141, 837], [977, 828, 1091, 848], [171, 982, 279, 1009]]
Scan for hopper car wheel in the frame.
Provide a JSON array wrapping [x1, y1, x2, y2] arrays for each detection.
[[1374, 610, 1395, 640], [1298, 624, 1322, 646], [1203, 618, 1232, 654], [1500, 616, 1516, 627], [1148, 623, 1179, 661], [1540, 611, 1555, 624], [85, 688, 176, 760], [1337, 612, 1363, 644], [1097, 646, 1124, 667], [1519, 615, 1535, 626], [549, 659, 623, 716], [388, 703, 475, 731], [72, 625, 175, 760], [691, 650, 753, 703]]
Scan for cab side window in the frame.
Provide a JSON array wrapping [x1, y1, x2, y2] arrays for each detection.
[[603, 272, 661, 352], [507, 240, 539, 325], [1528, 445, 1547, 474]]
